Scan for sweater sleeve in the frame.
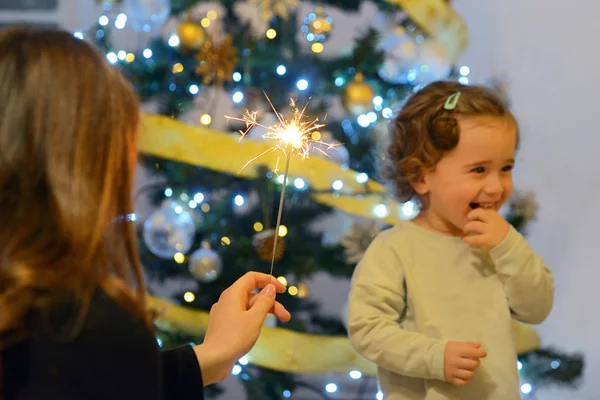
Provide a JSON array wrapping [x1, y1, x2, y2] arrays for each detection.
[[489, 226, 554, 324], [160, 345, 205, 400], [347, 232, 447, 381]]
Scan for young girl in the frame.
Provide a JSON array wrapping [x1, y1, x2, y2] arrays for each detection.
[[0, 26, 290, 399], [348, 81, 554, 399]]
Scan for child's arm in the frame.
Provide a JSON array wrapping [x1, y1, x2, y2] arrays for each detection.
[[347, 232, 447, 381], [489, 226, 554, 324]]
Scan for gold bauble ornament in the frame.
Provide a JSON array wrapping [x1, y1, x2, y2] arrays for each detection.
[[297, 282, 309, 298], [303, 7, 333, 43], [195, 35, 238, 85], [177, 20, 205, 50], [253, 229, 286, 263], [342, 72, 375, 115]]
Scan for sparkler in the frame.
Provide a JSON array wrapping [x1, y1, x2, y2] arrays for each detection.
[[227, 94, 334, 275]]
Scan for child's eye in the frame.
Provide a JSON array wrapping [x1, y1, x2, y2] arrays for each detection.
[[471, 166, 485, 173], [502, 164, 514, 172]]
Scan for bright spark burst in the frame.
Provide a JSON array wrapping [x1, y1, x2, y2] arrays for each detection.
[[227, 94, 335, 172]]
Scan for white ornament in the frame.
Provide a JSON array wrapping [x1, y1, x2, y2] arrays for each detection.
[[378, 28, 418, 84], [122, 0, 171, 32]]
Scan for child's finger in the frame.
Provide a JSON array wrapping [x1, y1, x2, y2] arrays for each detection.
[[463, 221, 486, 235], [462, 234, 485, 246], [458, 358, 480, 371], [467, 208, 492, 222], [451, 377, 469, 386], [453, 368, 475, 381]]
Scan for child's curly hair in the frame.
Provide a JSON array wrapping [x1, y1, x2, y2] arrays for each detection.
[[382, 80, 518, 207]]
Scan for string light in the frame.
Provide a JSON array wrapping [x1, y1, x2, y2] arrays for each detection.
[[201, 18, 210, 28], [201, 203, 210, 212], [332, 180, 343, 190], [266, 29, 277, 39], [143, 48, 153, 58], [373, 203, 389, 218], [106, 52, 117, 64], [357, 114, 370, 127], [325, 383, 337, 393], [193, 193, 204, 203], [356, 173, 368, 184], [172, 63, 184, 73], [200, 114, 212, 125], [296, 79, 308, 90], [207, 10, 218, 20], [311, 43, 324, 53], [189, 84, 199, 95], [188, 200, 198, 209], [276, 65, 286, 75], [183, 292, 195, 302], [232, 365, 242, 375], [168, 35, 180, 47], [253, 222, 264, 232], [114, 13, 127, 30], [232, 91, 244, 103], [349, 370, 362, 379], [277, 276, 288, 286], [234, 195, 244, 206], [125, 53, 135, 63], [117, 50, 126, 61], [401, 201, 417, 219], [288, 286, 298, 296], [73, 31, 84, 39], [174, 252, 185, 264], [382, 107, 393, 118], [233, 72, 242, 82], [221, 237, 231, 245], [459, 65, 471, 76], [277, 225, 288, 237], [165, 188, 173, 197], [98, 15, 109, 26], [239, 356, 249, 365], [293, 178, 306, 189]]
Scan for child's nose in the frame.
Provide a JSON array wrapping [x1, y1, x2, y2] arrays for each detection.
[[483, 174, 504, 196]]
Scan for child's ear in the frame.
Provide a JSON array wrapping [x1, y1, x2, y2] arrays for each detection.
[[411, 172, 430, 195]]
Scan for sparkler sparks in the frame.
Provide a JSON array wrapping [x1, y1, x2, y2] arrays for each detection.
[[227, 94, 335, 275]]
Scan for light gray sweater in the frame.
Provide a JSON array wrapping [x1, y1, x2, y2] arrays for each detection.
[[348, 221, 554, 400]]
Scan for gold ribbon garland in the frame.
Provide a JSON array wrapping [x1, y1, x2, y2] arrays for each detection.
[[149, 295, 540, 375], [140, 114, 403, 225], [140, 115, 541, 375]]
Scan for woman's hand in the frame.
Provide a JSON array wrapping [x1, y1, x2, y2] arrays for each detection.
[[193, 272, 291, 385]]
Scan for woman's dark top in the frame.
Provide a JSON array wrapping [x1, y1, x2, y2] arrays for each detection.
[[2, 289, 204, 399]]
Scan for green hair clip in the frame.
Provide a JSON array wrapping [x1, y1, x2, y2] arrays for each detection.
[[444, 92, 461, 110]]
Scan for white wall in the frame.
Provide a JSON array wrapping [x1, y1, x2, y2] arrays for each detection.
[[453, 0, 600, 398]]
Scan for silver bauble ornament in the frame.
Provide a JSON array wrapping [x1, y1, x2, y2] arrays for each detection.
[[143, 200, 196, 259], [189, 242, 223, 283]]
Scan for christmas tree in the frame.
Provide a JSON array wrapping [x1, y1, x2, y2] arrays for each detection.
[[80, 0, 583, 398]]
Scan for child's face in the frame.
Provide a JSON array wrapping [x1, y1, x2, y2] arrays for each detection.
[[417, 116, 517, 236]]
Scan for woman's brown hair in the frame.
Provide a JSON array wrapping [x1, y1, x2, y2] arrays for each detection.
[[0, 26, 149, 348], [382, 80, 518, 207]]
